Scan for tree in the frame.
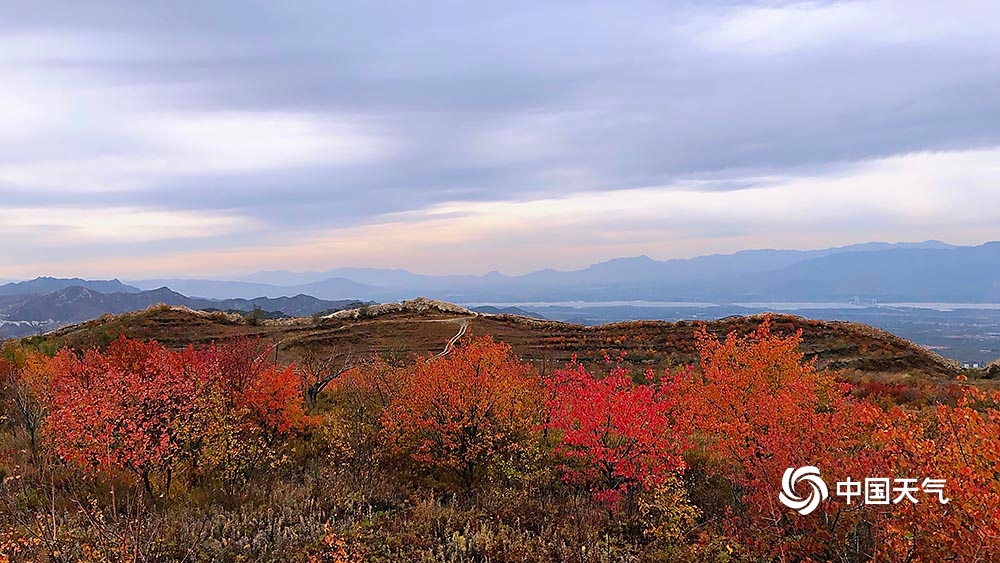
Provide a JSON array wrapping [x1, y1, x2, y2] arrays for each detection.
[[663, 317, 869, 559], [1, 345, 53, 461], [860, 391, 1000, 562], [184, 337, 312, 491], [321, 356, 405, 479], [544, 357, 686, 510], [296, 349, 358, 410], [45, 338, 198, 495], [247, 305, 264, 326], [200, 337, 310, 433], [382, 335, 539, 492], [42, 336, 311, 496]]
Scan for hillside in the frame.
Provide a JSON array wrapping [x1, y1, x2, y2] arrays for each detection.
[[34, 298, 961, 381], [0, 286, 367, 338]]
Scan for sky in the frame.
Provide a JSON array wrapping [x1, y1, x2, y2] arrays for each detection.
[[2, 0, 999, 280]]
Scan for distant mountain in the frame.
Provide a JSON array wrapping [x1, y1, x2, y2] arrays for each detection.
[[0, 277, 141, 297], [501, 241, 958, 295], [20, 240, 998, 308], [129, 277, 376, 300], [238, 267, 478, 288], [715, 242, 1000, 302], [222, 240, 961, 302], [214, 295, 370, 318], [0, 286, 369, 338]]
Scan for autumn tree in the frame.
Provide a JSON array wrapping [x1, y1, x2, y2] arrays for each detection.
[[858, 391, 1000, 562], [321, 356, 405, 477], [183, 338, 311, 491], [664, 317, 872, 559], [382, 335, 539, 492], [652, 316, 1000, 562], [45, 338, 199, 495], [1, 346, 52, 461], [202, 337, 310, 435], [544, 357, 686, 509], [43, 336, 311, 496]]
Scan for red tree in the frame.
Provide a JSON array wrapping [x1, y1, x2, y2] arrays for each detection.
[[859, 391, 1000, 562], [663, 318, 872, 558], [43, 337, 310, 495], [45, 338, 198, 494], [198, 338, 310, 435], [544, 357, 686, 509], [663, 317, 1000, 562]]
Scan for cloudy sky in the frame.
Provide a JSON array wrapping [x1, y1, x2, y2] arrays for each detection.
[[2, 0, 999, 280]]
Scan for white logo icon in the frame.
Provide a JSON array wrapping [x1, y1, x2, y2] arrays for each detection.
[[780, 466, 829, 515]]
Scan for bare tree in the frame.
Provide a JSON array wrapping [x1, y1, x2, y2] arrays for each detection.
[[0, 358, 46, 462], [296, 349, 358, 410]]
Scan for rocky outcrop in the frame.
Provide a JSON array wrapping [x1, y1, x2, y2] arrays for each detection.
[[326, 297, 475, 320]]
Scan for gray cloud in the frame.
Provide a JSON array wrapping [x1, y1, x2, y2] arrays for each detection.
[[1, 0, 999, 275]]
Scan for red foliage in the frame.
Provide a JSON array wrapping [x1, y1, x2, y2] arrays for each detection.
[[663, 318, 873, 556], [857, 391, 1000, 562], [0, 356, 11, 382], [43, 337, 309, 493], [544, 356, 686, 508], [45, 338, 198, 490], [198, 338, 311, 435], [663, 317, 1000, 561]]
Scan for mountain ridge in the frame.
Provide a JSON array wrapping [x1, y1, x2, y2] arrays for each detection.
[[0, 277, 141, 297], [120, 240, 985, 302]]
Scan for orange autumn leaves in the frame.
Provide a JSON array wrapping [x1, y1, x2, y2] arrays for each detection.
[[382, 323, 999, 562], [382, 336, 539, 491], [3, 320, 999, 561]]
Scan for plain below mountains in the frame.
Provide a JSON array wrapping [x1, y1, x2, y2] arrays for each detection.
[[125, 240, 1000, 303]]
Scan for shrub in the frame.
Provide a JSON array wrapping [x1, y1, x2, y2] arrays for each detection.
[[382, 335, 540, 492]]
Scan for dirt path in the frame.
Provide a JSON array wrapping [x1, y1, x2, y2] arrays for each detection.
[[435, 319, 469, 358]]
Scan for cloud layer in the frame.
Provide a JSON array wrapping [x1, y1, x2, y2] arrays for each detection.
[[1, 1, 998, 278]]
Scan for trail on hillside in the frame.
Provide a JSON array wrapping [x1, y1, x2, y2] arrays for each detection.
[[435, 319, 469, 358]]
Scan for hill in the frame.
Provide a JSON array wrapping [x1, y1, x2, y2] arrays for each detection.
[[33, 298, 961, 381], [0, 286, 367, 338]]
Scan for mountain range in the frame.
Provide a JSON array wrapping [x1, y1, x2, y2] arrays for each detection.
[[0, 277, 140, 296], [115, 240, 997, 303], [3, 240, 999, 341]]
